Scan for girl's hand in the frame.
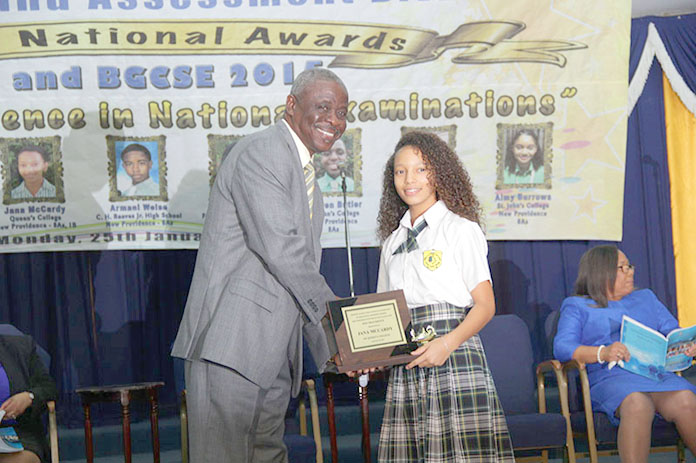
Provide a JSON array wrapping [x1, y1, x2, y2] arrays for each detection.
[[406, 337, 452, 370]]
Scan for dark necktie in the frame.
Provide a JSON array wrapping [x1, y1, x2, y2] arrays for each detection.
[[392, 219, 428, 255]]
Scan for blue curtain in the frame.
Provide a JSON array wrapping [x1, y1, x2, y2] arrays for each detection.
[[0, 13, 693, 426], [631, 14, 696, 92]]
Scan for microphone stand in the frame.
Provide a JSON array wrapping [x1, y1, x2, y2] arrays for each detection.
[[342, 170, 372, 462], [341, 170, 355, 298]]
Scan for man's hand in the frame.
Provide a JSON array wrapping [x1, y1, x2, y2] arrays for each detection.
[[345, 367, 380, 378]]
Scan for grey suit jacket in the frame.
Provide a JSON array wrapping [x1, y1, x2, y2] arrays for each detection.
[[172, 122, 335, 393]]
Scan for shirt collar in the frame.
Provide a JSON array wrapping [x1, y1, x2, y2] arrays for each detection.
[[399, 200, 448, 230], [281, 119, 311, 167], [512, 164, 534, 176], [21, 179, 46, 194]]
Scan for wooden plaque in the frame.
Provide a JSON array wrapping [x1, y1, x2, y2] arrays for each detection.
[[327, 290, 418, 373]]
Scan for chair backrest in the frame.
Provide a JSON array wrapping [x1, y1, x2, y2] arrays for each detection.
[[478, 314, 536, 415], [543, 311, 585, 413], [544, 310, 561, 353], [0, 324, 51, 370]]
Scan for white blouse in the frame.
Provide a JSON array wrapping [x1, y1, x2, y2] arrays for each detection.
[[377, 200, 491, 309]]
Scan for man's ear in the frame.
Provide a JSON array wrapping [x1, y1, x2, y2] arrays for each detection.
[[285, 94, 296, 117]]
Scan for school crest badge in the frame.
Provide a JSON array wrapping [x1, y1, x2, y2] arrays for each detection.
[[422, 250, 442, 271]]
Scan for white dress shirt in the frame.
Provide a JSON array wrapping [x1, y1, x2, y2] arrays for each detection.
[[377, 200, 491, 309], [11, 179, 56, 199], [281, 119, 310, 167], [123, 176, 159, 196]]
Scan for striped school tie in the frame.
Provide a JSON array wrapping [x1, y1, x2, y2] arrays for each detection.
[[392, 219, 428, 255], [304, 162, 315, 219]]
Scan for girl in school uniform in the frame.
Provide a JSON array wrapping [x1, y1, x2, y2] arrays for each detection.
[[376, 131, 514, 463]]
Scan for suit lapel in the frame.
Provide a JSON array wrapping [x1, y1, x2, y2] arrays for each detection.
[[276, 123, 318, 255]]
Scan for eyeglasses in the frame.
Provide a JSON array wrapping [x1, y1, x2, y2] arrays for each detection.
[[617, 264, 635, 274]]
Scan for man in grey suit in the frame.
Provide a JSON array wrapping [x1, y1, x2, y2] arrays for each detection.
[[171, 68, 348, 463]]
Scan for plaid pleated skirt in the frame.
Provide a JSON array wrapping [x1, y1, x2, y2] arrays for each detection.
[[378, 303, 515, 463]]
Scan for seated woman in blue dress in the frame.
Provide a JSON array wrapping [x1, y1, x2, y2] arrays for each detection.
[[554, 245, 696, 463], [0, 334, 57, 463]]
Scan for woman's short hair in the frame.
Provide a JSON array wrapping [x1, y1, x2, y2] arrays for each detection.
[[17, 144, 49, 162], [574, 245, 619, 308]]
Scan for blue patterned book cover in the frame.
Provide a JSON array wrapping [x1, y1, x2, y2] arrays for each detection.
[[620, 315, 696, 380], [0, 427, 23, 453]]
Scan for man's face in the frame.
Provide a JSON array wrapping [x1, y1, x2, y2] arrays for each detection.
[[285, 79, 348, 154], [122, 151, 152, 185], [320, 139, 348, 178], [17, 150, 48, 185]]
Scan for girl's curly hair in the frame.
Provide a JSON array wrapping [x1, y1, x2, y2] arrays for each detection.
[[377, 131, 482, 241]]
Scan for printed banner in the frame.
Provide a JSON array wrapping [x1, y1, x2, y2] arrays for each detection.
[[0, 0, 630, 252]]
